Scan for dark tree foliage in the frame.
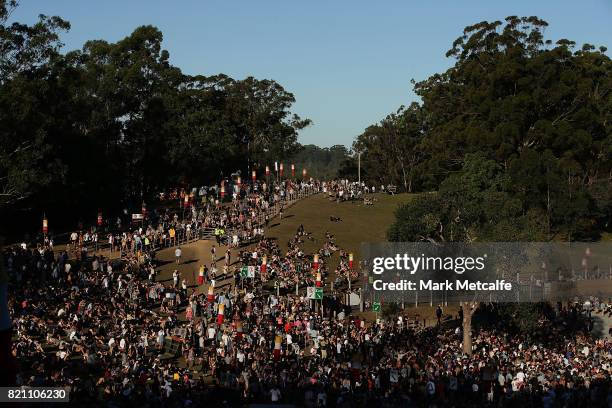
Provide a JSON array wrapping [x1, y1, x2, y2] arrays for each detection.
[[289, 144, 349, 180], [352, 103, 426, 192], [384, 17, 610, 336], [0, 1, 310, 232], [362, 16, 612, 242]]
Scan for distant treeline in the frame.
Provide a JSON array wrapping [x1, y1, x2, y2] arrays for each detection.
[[289, 144, 350, 180]]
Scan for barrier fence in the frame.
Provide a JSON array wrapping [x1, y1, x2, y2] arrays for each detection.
[[56, 186, 318, 259]]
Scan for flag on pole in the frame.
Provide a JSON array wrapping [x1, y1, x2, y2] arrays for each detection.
[[217, 303, 225, 324], [198, 265, 205, 286], [235, 319, 243, 339], [207, 284, 215, 303], [273, 335, 282, 360]]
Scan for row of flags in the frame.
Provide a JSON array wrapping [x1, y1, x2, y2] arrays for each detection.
[[39, 161, 311, 232]]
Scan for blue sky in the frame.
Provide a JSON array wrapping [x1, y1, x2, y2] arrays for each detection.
[[10, 0, 612, 148]]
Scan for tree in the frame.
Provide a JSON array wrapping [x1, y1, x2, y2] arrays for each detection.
[[414, 16, 611, 238], [353, 103, 426, 192], [288, 144, 350, 180], [460, 301, 478, 355], [1, 1, 311, 236], [0, 0, 70, 207], [379, 16, 611, 241], [224, 77, 311, 167]]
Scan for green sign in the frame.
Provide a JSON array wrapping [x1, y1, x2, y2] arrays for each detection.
[[372, 302, 381, 312], [307, 287, 324, 300], [240, 266, 248, 278], [315, 287, 323, 300]]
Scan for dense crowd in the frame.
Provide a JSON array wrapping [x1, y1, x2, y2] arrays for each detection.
[[2, 179, 612, 407], [57, 180, 319, 258], [322, 180, 398, 204]]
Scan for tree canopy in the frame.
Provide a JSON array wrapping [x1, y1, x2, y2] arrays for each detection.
[[289, 144, 350, 180], [0, 1, 310, 231], [349, 16, 611, 241]]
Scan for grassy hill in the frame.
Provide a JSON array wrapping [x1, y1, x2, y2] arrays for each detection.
[[154, 192, 415, 289], [268, 193, 415, 256]]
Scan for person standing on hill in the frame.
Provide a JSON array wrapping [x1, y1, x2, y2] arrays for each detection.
[[169, 227, 176, 246], [436, 305, 443, 325], [175, 247, 182, 264], [173, 270, 180, 288]]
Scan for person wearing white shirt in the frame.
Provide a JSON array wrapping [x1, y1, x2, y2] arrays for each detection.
[[270, 387, 281, 402], [156, 330, 164, 349]]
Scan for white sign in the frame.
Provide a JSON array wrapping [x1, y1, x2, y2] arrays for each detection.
[[307, 287, 323, 300], [390, 368, 399, 383]]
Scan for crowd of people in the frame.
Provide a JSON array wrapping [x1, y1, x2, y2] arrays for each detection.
[[55, 180, 319, 259], [322, 180, 397, 203], [2, 178, 612, 407]]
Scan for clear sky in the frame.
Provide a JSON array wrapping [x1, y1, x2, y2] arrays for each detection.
[[10, 0, 612, 148]]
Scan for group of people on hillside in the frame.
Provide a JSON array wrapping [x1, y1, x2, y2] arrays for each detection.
[[57, 180, 318, 260], [323, 180, 397, 203], [2, 178, 612, 407]]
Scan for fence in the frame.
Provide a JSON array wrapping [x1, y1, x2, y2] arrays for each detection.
[[62, 186, 318, 258]]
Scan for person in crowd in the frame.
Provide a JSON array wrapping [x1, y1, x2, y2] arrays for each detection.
[[3, 179, 610, 407]]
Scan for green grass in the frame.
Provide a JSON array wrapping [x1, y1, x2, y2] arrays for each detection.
[[601, 232, 612, 241], [267, 193, 416, 258], [153, 191, 456, 326]]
